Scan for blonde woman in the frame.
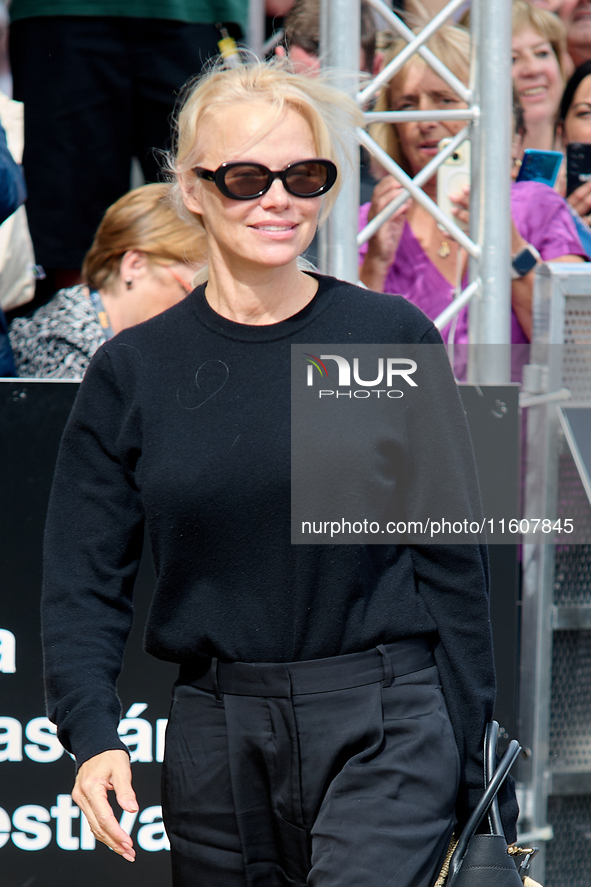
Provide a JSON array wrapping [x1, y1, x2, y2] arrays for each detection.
[[10, 183, 204, 378], [512, 0, 570, 152], [42, 60, 517, 887]]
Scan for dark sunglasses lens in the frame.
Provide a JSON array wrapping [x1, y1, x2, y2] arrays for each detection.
[[285, 161, 330, 195], [223, 165, 269, 197]]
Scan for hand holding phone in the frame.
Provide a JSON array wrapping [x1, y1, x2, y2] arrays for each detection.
[[516, 148, 562, 187], [449, 185, 470, 231], [437, 138, 471, 232]]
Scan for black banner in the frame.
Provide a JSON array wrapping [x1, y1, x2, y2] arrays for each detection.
[[0, 379, 520, 884], [1, 381, 176, 887]]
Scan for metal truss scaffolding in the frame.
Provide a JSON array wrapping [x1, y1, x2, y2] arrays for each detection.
[[319, 0, 513, 383]]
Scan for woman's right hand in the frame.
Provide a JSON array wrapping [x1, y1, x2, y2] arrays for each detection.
[[567, 179, 591, 225], [360, 176, 411, 291], [72, 749, 138, 862]]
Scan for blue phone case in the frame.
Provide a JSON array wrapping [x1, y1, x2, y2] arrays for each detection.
[[516, 149, 563, 188]]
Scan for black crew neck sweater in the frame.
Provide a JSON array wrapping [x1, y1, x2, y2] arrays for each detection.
[[42, 274, 517, 836]]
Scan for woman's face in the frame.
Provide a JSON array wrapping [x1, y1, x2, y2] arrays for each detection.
[[563, 73, 591, 143], [388, 63, 468, 176], [181, 101, 323, 276], [512, 27, 563, 126], [562, 2, 591, 67]]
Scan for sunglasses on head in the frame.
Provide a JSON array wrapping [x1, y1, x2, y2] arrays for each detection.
[[193, 158, 338, 200]]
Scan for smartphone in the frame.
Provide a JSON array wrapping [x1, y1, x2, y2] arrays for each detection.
[[516, 148, 562, 187], [437, 138, 471, 232], [566, 142, 591, 196]]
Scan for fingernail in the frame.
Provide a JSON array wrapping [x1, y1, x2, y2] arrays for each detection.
[[123, 853, 135, 863]]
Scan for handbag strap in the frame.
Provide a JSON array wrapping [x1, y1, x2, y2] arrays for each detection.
[[485, 720, 504, 836], [448, 732, 521, 882]]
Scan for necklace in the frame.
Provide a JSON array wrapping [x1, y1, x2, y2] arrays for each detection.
[[437, 240, 451, 258]]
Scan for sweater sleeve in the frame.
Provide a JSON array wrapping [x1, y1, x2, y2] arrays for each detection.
[[42, 344, 145, 767], [406, 325, 519, 839]]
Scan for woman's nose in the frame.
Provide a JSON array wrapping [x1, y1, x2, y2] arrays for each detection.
[[418, 115, 437, 133], [517, 54, 540, 77], [260, 176, 291, 207]]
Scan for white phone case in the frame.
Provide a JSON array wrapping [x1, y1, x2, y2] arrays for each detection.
[[436, 138, 471, 233]]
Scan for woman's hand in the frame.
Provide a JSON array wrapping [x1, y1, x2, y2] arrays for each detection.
[[72, 749, 138, 862], [359, 176, 411, 291], [567, 179, 591, 224], [449, 185, 470, 231], [451, 185, 534, 340]]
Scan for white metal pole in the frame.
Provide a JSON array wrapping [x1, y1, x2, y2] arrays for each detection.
[[319, 0, 360, 282], [469, 0, 512, 380]]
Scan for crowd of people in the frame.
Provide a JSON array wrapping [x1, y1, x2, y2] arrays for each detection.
[[360, 3, 588, 360], [0, 0, 589, 379]]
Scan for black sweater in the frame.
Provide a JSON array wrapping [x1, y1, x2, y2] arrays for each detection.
[[42, 274, 518, 837]]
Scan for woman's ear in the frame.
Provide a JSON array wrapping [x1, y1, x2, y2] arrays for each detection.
[[178, 173, 204, 216], [119, 249, 149, 287]]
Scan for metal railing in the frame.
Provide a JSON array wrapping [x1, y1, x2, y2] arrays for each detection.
[[519, 263, 591, 884]]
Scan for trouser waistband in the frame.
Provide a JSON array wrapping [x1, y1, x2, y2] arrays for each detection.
[[180, 637, 435, 698]]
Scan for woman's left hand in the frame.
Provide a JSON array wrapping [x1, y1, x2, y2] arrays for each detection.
[[450, 185, 535, 339], [449, 185, 470, 229]]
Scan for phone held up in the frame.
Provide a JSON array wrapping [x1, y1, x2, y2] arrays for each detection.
[[566, 142, 591, 197], [516, 148, 562, 188], [436, 138, 471, 232]]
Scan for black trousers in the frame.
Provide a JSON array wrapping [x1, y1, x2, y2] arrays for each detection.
[[162, 639, 460, 887]]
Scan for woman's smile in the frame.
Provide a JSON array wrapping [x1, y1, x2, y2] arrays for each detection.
[[249, 221, 299, 235]]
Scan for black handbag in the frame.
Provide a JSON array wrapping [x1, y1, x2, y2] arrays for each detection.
[[442, 721, 527, 887]]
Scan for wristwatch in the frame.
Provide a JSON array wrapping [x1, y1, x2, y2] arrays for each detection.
[[511, 243, 541, 279]]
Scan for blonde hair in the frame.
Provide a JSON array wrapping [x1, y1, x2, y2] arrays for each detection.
[[370, 25, 470, 175], [169, 57, 363, 229], [512, 0, 567, 79], [82, 183, 206, 291]]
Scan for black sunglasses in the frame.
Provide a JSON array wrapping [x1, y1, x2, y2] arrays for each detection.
[[193, 159, 338, 200]]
